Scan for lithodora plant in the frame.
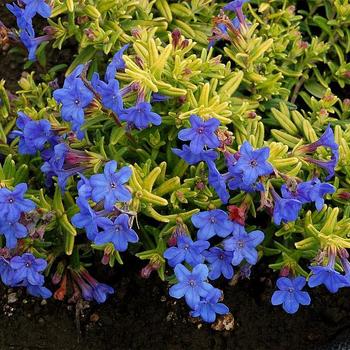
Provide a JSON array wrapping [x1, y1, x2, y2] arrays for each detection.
[[0, 0, 350, 323]]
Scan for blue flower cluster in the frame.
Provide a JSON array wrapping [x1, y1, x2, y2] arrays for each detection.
[[300, 125, 339, 180], [209, 0, 249, 47], [71, 160, 139, 254], [10, 111, 100, 192], [71, 267, 114, 304], [53, 45, 162, 138], [7, 0, 52, 61], [271, 250, 350, 314], [173, 118, 274, 204], [53, 65, 94, 139], [0, 183, 36, 248], [164, 209, 264, 322], [0, 253, 51, 299], [272, 178, 335, 225]]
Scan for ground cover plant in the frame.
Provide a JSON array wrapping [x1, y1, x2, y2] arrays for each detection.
[[0, 0, 350, 329]]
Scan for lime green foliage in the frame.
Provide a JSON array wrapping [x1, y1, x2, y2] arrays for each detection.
[[1, 0, 350, 283]]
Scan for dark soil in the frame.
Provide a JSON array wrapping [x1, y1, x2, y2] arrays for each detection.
[[1, 2, 350, 350], [0, 257, 349, 350]]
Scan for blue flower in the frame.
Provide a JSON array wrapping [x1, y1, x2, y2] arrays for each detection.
[[22, 0, 52, 19], [0, 219, 28, 249], [53, 77, 93, 138], [308, 265, 348, 293], [41, 143, 95, 190], [299, 125, 339, 180], [91, 74, 123, 114], [0, 257, 14, 286], [26, 283, 52, 299], [163, 235, 209, 267], [10, 253, 47, 286], [281, 182, 311, 204], [10, 112, 53, 155], [19, 30, 41, 61], [119, 102, 162, 129], [6, 3, 34, 34], [71, 197, 99, 241], [272, 189, 302, 225], [191, 209, 234, 240], [105, 44, 129, 82], [151, 93, 170, 103], [233, 142, 273, 185], [203, 247, 234, 280], [0, 183, 36, 222], [306, 156, 338, 180], [169, 263, 213, 309], [207, 161, 230, 204], [283, 178, 335, 211], [223, 0, 249, 12], [77, 174, 92, 200], [190, 288, 229, 323], [172, 145, 218, 165], [308, 125, 339, 155], [178, 115, 220, 154], [91, 282, 114, 303], [271, 277, 311, 314], [94, 214, 138, 252], [90, 160, 132, 211], [223, 227, 264, 266]]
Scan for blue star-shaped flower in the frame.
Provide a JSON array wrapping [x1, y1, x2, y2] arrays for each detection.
[[272, 190, 302, 225], [53, 77, 93, 138], [190, 288, 229, 323], [223, 0, 249, 12], [26, 283, 52, 299], [203, 247, 234, 280], [10, 112, 53, 155], [233, 141, 274, 186], [91, 73, 123, 114], [0, 219, 28, 249], [169, 263, 213, 309], [0, 257, 14, 286], [119, 102, 162, 129], [207, 161, 230, 204], [90, 160, 132, 211], [23, 0, 52, 19], [10, 253, 47, 286], [178, 115, 220, 154], [105, 44, 130, 81], [223, 227, 264, 266], [172, 145, 218, 165], [94, 214, 138, 252], [6, 3, 34, 34], [271, 277, 311, 314], [191, 209, 234, 240], [163, 235, 209, 267], [0, 183, 36, 222], [308, 265, 348, 293], [71, 197, 99, 241]]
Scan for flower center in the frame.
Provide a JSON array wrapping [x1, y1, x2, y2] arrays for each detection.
[[25, 262, 32, 268], [250, 159, 258, 167], [74, 99, 80, 105], [110, 182, 116, 189], [188, 279, 196, 287], [210, 216, 216, 223], [197, 127, 204, 134], [219, 254, 224, 260], [288, 287, 294, 293], [238, 240, 244, 248], [7, 197, 14, 204], [115, 225, 121, 232], [184, 244, 189, 250]]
